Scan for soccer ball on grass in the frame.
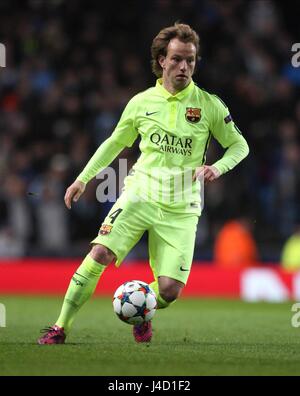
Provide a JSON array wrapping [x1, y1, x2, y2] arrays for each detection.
[[113, 280, 157, 325]]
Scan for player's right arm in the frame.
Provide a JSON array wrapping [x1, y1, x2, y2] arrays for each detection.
[[64, 97, 139, 209]]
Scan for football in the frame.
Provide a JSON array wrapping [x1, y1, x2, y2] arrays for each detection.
[[113, 280, 157, 325]]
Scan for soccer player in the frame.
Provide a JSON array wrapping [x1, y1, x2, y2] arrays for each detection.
[[38, 23, 249, 344]]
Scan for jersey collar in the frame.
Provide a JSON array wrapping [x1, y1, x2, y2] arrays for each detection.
[[155, 78, 194, 101]]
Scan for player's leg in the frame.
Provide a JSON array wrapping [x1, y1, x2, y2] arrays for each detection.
[[38, 244, 114, 345], [149, 274, 186, 310], [94, 197, 156, 344], [133, 274, 185, 343], [157, 275, 184, 303], [148, 242, 179, 309], [54, 244, 114, 331], [149, 211, 199, 308], [38, 193, 151, 344]]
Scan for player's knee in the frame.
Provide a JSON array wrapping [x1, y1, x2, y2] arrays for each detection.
[[158, 277, 184, 302], [89, 244, 116, 266], [159, 285, 182, 303]]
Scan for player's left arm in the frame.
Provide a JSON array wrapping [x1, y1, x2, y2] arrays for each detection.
[[194, 96, 249, 183]]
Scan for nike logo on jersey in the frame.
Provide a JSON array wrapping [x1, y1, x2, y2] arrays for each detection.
[[146, 111, 159, 116], [180, 266, 189, 272]]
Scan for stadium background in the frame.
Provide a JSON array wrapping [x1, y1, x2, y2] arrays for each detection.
[[0, 0, 299, 298]]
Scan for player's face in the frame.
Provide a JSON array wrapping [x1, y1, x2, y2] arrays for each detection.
[[159, 38, 197, 94]]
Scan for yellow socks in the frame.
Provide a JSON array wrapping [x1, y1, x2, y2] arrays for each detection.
[[56, 254, 106, 333]]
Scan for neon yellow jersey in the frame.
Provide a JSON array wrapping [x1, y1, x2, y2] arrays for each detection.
[[78, 79, 249, 214]]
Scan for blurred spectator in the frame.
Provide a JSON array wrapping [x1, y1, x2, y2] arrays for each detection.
[[33, 154, 70, 255], [214, 218, 258, 269], [275, 140, 300, 237], [281, 226, 300, 271], [0, 173, 32, 257]]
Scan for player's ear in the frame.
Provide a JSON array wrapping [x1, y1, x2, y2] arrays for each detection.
[[158, 55, 166, 69]]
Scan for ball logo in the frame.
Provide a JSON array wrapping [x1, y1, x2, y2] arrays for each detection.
[[0, 43, 6, 67]]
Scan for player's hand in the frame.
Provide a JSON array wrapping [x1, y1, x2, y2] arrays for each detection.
[[64, 180, 86, 209], [192, 165, 221, 183]]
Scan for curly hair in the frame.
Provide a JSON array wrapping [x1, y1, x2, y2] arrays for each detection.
[[151, 22, 200, 78]]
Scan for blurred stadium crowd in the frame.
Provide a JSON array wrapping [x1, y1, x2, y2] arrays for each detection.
[[0, 0, 299, 260]]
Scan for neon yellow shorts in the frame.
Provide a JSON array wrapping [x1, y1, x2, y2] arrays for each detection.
[[92, 192, 199, 285]]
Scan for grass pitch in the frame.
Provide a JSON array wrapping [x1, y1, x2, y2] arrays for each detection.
[[0, 295, 299, 376]]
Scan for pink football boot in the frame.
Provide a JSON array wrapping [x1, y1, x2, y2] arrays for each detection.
[[133, 321, 153, 343], [38, 325, 66, 345]]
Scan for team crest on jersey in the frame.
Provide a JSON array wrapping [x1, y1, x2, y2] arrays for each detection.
[[185, 107, 201, 123], [99, 224, 113, 235]]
